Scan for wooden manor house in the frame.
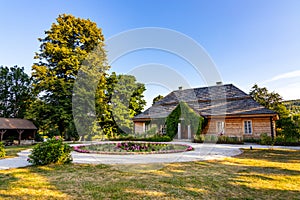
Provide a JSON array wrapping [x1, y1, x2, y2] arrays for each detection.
[[133, 83, 278, 140]]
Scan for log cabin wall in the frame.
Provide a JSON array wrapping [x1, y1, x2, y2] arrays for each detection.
[[202, 117, 274, 138]]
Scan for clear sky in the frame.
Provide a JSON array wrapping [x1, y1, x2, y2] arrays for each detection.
[[1, 0, 300, 107]]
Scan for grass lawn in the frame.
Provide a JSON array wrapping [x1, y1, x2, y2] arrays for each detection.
[[0, 148, 299, 199], [2, 145, 36, 158]]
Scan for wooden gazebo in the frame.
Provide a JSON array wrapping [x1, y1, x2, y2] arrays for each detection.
[[0, 118, 37, 145]]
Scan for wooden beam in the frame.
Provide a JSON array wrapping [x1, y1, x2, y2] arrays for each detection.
[[17, 130, 24, 145], [270, 117, 274, 139], [0, 130, 7, 141]]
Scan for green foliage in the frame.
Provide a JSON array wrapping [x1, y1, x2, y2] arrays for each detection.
[[277, 117, 300, 139], [217, 136, 244, 144], [0, 66, 32, 118], [274, 135, 300, 146], [108, 134, 172, 142], [194, 135, 243, 144], [193, 134, 204, 143], [0, 142, 5, 158], [166, 102, 204, 139], [142, 135, 172, 142], [283, 99, 300, 115], [250, 84, 283, 111], [28, 137, 72, 165], [30, 14, 108, 140], [259, 133, 273, 145], [145, 126, 158, 135], [250, 84, 300, 140], [152, 95, 164, 105], [97, 73, 146, 136], [204, 134, 219, 143], [243, 137, 260, 143]]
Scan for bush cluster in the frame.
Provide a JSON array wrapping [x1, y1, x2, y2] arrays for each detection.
[[274, 135, 300, 146], [217, 136, 244, 144], [28, 137, 72, 165], [194, 135, 244, 144], [0, 142, 5, 158], [259, 133, 273, 145], [243, 134, 300, 146]]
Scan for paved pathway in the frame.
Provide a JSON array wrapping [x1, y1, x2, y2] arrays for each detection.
[[0, 149, 32, 170], [1, 143, 299, 170]]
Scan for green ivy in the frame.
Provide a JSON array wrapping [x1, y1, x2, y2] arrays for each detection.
[[166, 102, 204, 139]]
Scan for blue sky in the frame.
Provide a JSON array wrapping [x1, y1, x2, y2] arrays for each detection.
[[1, 0, 300, 107]]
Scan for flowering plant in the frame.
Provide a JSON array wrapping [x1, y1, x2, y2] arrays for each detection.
[[73, 142, 194, 155]]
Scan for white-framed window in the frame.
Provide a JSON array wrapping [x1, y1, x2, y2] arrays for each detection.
[[244, 120, 252, 134], [217, 121, 225, 135]]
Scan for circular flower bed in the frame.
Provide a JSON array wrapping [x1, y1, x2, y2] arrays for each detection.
[[73, 142, 194, 155]]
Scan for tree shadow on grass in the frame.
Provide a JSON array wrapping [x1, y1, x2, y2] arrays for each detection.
[[0, 167, 72, 200], [1, 148, 298, 199]]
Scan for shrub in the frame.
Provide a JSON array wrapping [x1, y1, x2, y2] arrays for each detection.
[[108, 135, 134, 141], [204, 134, 219, 143], [143, 135, 172, 142], [0, 142, 5, 158], [243, 137, 260, 144], [34, 133, 44, 142], [274, 135, 300, 146], [28, 137, 72, 165], [145, 126, 158, 135], [193, 134, 204, 143], [217, 136, 244, 144], [259, 133, 273, 145]]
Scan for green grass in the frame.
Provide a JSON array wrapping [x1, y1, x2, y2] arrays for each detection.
[[2, 145, 36, 158], [0, 148, 299, 199]]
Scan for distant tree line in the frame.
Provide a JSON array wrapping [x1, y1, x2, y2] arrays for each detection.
[[250, 84, 300, 140]]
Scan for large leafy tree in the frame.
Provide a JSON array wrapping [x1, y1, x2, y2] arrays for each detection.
[[97, 73, 146, 137], [250, 84, 299, 139], [30, 14, 108, 139], [0, 66, 32, 118]]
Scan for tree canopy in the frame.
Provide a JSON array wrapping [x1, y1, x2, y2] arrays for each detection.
[[26, 14, 147, 140], [152, 95, 164, 105], [250, 84, 299, 139], [97, 73, 146, 137], [0, 66, 32, 118], [29, 14, 108, 139]]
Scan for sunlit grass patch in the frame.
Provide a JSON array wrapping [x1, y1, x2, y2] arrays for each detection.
[[0, 148, 299, 199], [0, 168, 71, 200]]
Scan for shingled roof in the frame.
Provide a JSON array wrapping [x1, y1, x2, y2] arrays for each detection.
[[0, 118, 37, 130], [133, 84, 277, 120]]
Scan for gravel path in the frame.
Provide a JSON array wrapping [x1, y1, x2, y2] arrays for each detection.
[[1, 143, 299, 170]]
